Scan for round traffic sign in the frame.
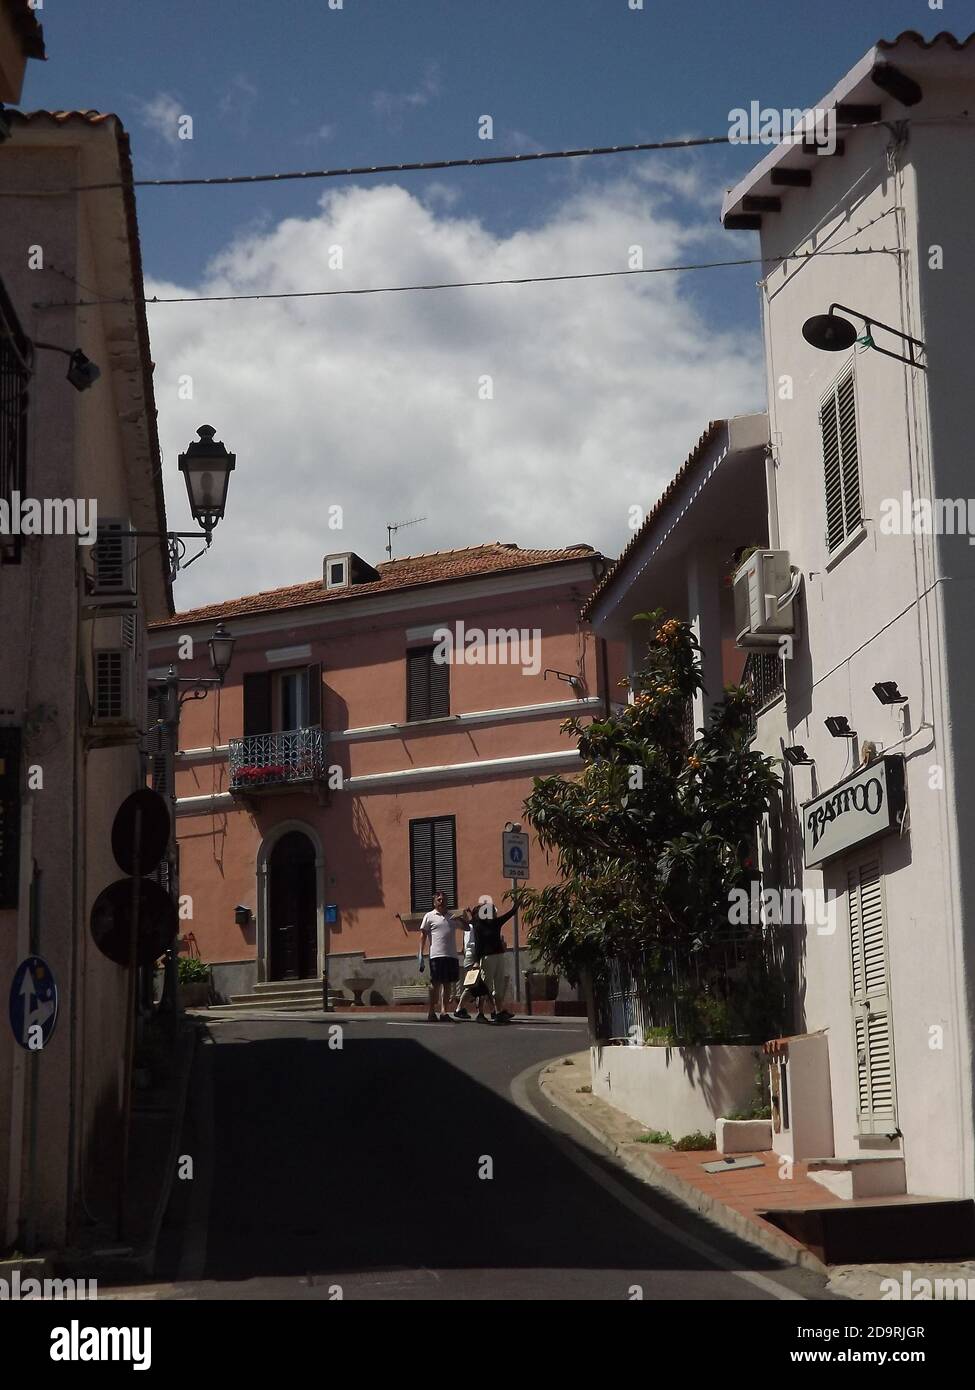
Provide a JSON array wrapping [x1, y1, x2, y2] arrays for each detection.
[[111, 788, 171, 877], [9, 956, 58, 1050], [90, 878, 179, 967]]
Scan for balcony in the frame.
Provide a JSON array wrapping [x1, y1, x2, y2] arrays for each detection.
[[229, 726, 327, 794], [742, 649, 785, 738]]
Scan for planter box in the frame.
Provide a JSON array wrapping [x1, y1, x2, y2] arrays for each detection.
[[591, 1042, 759, 1139], [179, 980, 211, 1008], [716, 1117, 773, 1154], [392, 985, 428, 1004]]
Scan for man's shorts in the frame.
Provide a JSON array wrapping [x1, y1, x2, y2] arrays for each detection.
[[429, 956, 460, 983]]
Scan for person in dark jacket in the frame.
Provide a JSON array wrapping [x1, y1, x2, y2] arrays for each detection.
[[470, 900, 516, 1023]]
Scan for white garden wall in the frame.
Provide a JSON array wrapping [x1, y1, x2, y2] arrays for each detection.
[[591, 1043, 760, 1138]]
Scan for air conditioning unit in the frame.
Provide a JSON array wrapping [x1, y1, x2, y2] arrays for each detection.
[[733, 549, 797, 648], [90, 518, 137, 598], [91, 614, 143, 731]]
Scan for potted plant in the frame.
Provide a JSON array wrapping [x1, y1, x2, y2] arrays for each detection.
[[177, 955, 211, 1008]]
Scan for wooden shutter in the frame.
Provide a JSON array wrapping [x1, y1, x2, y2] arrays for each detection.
[[407, 646, 449, 721], [0, 727, 22, 909], [433, 817, 457, 906], [848, 858, 896, 1134], [306, 662, 322, 727], [243, 672, 272, 736], [407, 646, 431, 721], [821, 368, 861, 553], [410, 819, 434, 914], [429, 650, 450, 718]]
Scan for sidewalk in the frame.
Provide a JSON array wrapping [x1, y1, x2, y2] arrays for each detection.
[[538, 1051, 975, 1298]]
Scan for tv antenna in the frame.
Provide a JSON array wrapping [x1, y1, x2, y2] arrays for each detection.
[[386, 516, 426, 559]]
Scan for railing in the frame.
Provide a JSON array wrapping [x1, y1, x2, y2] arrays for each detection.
[[742, 649, 784, 737], [0, 278, 31, 565], [229, 726, 327, 790]]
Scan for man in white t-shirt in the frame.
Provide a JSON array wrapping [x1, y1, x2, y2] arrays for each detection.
[[419, 891, 464, 1021]]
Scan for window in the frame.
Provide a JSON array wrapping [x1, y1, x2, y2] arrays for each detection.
[[406, 645, 449, 722], [243, 663, 322, 735], [326, 558, 347, 589], [820, 367, 862, 553], [410, 816, 457, 913], [847, 857, 897, 1134]]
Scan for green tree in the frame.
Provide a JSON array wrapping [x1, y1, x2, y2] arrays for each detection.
[[517, 613, 782, 1041]]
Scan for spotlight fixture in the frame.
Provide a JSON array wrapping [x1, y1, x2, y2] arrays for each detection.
[[873, 681, 907, 705], [783, 745, 813, 767], [33, 340, 102, 391], [824, 716, 857, 740], [801, 303, 925, 370]]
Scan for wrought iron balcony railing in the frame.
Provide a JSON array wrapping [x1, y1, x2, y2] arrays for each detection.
[[229, 726, 327, 791], [742, 649, 785, 738]]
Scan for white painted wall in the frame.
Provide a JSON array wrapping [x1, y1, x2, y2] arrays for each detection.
[[590, 1043, 760, 1138], [751, 59, 975, 1198]]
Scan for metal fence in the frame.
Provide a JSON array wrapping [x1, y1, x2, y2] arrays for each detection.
[[229, 725, 327, 789]]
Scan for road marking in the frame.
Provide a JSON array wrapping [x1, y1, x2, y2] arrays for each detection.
[[509, 1062, 806, 1303]]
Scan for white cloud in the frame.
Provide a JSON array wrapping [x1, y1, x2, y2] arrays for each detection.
[[136, 91, 185, 147], [372, 63, 440, 123], [218, 74, 259, 135], [146, 173, 764, 611]]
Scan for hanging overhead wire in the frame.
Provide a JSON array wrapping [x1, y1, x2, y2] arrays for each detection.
[[2, 121, 899, 196], [33, 246, 899, 311]]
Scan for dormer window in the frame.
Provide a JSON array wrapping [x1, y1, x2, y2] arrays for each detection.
[[323, 551, 381, 591], [327, 557, 348, 590]]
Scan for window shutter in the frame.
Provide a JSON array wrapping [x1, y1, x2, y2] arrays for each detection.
[[407, 647, 431, 721], [821, 368, 861, 553], [410, 819, 434, 914], [848, 858, 896, 1134], [146, 684, 172, 795], [243, 672, 272, 736], [306, 662, 322, 727], [429, 650, 450, 718], [433, 817, 457, 906]]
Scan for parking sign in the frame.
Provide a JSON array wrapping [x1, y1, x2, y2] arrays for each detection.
[[502, 830, 530, 879]]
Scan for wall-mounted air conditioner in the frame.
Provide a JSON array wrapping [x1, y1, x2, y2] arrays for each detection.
[[733, 548, 799, 648], [90, 518, 137, 599], [91, 614, 142, 731]]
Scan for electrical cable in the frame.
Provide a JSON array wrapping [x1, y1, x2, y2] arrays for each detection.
[[33, 247, 898, 311]]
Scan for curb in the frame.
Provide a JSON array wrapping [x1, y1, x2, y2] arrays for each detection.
[[538, 1057, 828, 1277]]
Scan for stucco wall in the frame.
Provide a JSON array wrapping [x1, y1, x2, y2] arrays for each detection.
[[591, 1043, 760, 1138]]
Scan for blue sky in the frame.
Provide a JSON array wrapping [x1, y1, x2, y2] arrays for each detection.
[[22, 0, 966, 606]]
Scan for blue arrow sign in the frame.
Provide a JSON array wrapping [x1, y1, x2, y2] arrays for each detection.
[[9, 956, 58, 1051]]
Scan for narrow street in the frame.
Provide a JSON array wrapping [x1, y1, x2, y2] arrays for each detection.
[[132, 1018, 833, 1300]]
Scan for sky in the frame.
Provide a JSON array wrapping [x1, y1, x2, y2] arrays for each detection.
[[23, 0, 965, 609]]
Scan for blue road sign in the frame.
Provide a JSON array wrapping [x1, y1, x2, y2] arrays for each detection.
[[9, 956, 58, 1050]]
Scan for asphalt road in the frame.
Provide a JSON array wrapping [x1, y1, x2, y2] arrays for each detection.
[[141, 1014, 833, 1301]]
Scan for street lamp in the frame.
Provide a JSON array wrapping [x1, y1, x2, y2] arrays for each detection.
[[801, 303, 926, 370], [207, 623, 235, 679], [178, 425, 236, 539], [127, 424, 238, 581]]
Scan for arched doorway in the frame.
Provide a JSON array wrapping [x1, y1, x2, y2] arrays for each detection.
[[267, 830, 318, 980]]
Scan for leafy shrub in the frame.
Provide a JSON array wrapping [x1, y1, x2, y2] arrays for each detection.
[[637, 1129, 673, 1145], [177, 956, 210, 983], [673, 1131, 716, 1151]]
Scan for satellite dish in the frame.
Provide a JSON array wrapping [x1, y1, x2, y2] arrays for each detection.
[[111, 788, 170, 877], [90, 878, 179, 967], [801, 312, 858, 352]]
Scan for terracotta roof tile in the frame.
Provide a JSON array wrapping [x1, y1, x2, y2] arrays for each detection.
[[151, 543, 601, 630], [877, 30, 975, 52]]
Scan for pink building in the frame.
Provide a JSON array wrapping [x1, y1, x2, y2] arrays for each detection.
[[149, 543, 622, 1006]]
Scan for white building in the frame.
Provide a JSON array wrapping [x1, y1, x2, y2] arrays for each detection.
[[718, 30, 975, 1201], [590, 32, 975, 1216]]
